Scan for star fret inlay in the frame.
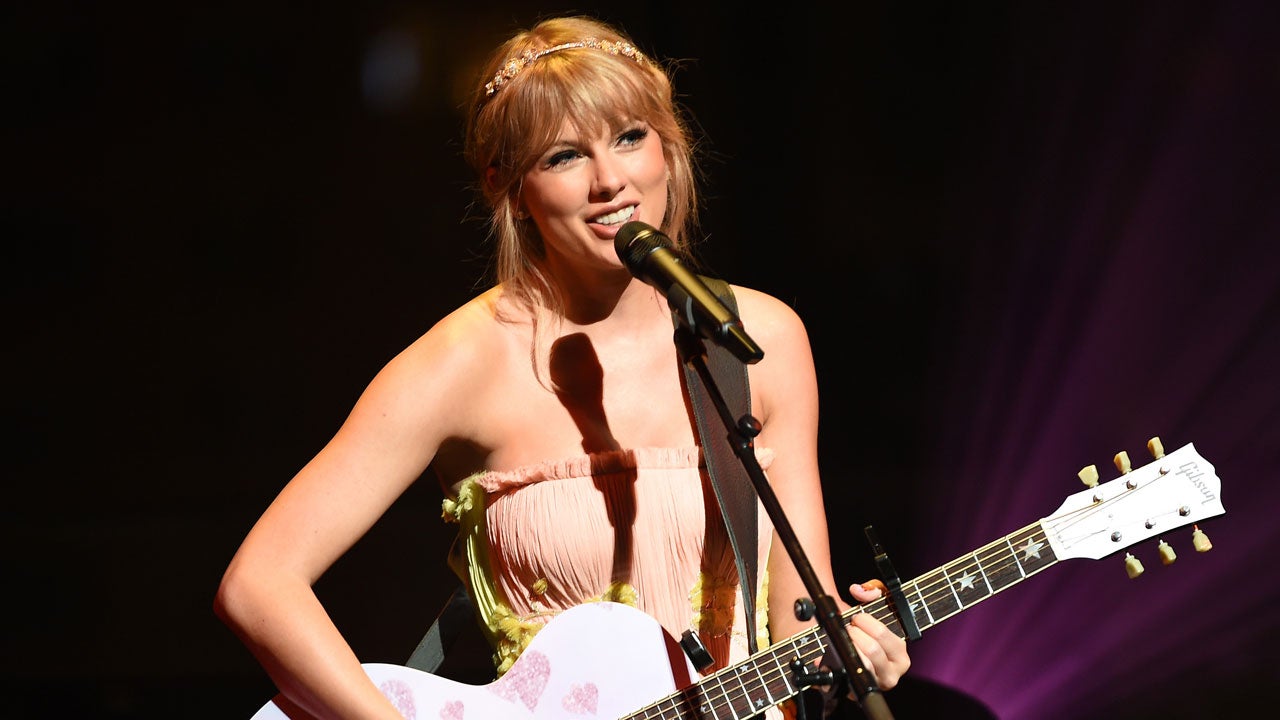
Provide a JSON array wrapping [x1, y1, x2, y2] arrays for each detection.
[[1020, 539, 1045, 560]]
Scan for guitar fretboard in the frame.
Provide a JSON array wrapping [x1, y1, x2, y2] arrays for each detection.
[[623, 523, 1057, 719]]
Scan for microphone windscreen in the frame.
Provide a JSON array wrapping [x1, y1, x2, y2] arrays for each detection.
[[614, 221, 669, 273]]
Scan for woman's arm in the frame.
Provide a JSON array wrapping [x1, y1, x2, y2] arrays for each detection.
[[735, 286, 911, 691], [214, 307, 492, 719]]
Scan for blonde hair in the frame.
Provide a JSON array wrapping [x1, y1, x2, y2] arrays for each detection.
[[464, 15, 700, 316]]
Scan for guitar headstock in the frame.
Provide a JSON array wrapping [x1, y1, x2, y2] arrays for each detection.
[[1041, 439, 1225, 567]]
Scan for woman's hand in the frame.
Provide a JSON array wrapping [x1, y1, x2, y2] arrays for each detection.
[[843, 580, 911, 690]]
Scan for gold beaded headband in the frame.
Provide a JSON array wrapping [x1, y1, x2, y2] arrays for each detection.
[[484, 37, 649, 98]]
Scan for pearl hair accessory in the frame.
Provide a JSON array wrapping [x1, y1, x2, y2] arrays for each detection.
[[484, 37, 648, 97]]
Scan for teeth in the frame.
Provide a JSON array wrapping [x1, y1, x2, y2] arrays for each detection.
[[593, 206, 635, 226]]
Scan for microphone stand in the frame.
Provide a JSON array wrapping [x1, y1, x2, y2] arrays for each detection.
[[673, 325, 894, 720]]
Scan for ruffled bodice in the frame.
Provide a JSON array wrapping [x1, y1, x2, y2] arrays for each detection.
[[442, 446, 775, 676]]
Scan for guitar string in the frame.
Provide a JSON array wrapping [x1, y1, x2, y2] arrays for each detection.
[[631, 632, 828, 720], [630, 498, 1144, 717], [629, 532, 1044, 710], [626, 624, 828, 719], [863, 470, 1186, 635], [625, 463, 1191, 718], [876, 509, 1084, 632], [843, 466, 1196, 693], [626, 496, 1109, 716], [871, 522, 1050, 633]]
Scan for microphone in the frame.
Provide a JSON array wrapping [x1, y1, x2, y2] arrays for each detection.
[[615, 221, 763, 364]]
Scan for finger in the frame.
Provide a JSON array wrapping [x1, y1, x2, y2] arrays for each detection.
[[836, 623, 889, 691], [849, 579, 886, 603], [847, 614, 910, 689]]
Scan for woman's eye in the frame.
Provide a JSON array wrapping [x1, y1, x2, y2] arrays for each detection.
[[546, 149, 580, 167], [618, 127, 648, 147]]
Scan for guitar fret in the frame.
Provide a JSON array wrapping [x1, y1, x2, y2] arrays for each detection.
[[981, 537, 1020, 592], [627, 633, 814, 720], [733, 641, 799, 719], [1002, 536, 1028, 579], [721, 667, 745, 719], [771, 639, 796, 699], [748, 646, 775, 711], [1015, 524, 1057, 576], [747, 653, 773, 707], [727, 661, 764, 717], [906, 579, 935, 628], [708, 671, 732, 719], [661, 675, 720, 720], [972, 551, 994, 593], [882, 523, 1059, 637], [950, 552, 993, 606], [972, 545, 1004, 592], [940, 566, 963, 606], [924, 567, 958, 625]]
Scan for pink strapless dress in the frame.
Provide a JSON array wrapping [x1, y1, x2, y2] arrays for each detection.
[[443, 446, 776, 676]]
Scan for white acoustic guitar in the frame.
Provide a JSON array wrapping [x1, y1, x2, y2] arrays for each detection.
[[250, 440, 1225, 719]]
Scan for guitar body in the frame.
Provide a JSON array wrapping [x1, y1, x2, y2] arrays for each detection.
[[251, 601, 698, 719]]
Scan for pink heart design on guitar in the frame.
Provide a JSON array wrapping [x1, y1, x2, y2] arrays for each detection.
[[487, 650, 550, 711], [561, 682, 599, 715], [438, 700, 463, 720], [379, 679, 416, 719]]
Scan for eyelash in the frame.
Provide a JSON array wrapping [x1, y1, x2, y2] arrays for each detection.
[[618, 127, 648, 146], [545, 126, 649, 168]]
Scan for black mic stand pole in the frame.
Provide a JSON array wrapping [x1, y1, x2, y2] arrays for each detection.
[[673, 325, 894, 720]]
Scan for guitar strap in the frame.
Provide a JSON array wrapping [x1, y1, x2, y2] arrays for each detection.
[[679, 275, 759, 655], [406, 584, 477, 675]]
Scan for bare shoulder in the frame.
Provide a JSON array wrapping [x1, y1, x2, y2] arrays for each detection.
[[727, 284, 811, 347], [726, 284, 819, 427], [379, 287, 512, 392], [409, 288, 509, 358]]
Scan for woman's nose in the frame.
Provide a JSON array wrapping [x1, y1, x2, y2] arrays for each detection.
[[591, 155, 625, 199]]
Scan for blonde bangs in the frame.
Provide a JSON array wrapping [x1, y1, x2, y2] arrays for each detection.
[[503, 50, 675, 174]]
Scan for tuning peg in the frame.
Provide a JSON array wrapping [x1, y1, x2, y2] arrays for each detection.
[[1192, 525, 1213, 552], [1113, 451, 1132, 474], [1078, 464, 1099, 488], [1124, 552, 1145, 579], [1147, 437, 1165, 459], [1158, 540, 1177, 565]]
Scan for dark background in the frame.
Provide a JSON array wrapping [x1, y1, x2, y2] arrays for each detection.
[[7, 1, 1278, 718]]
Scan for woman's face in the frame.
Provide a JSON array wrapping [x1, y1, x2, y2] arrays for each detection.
[[520, 118, 668, 273]]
